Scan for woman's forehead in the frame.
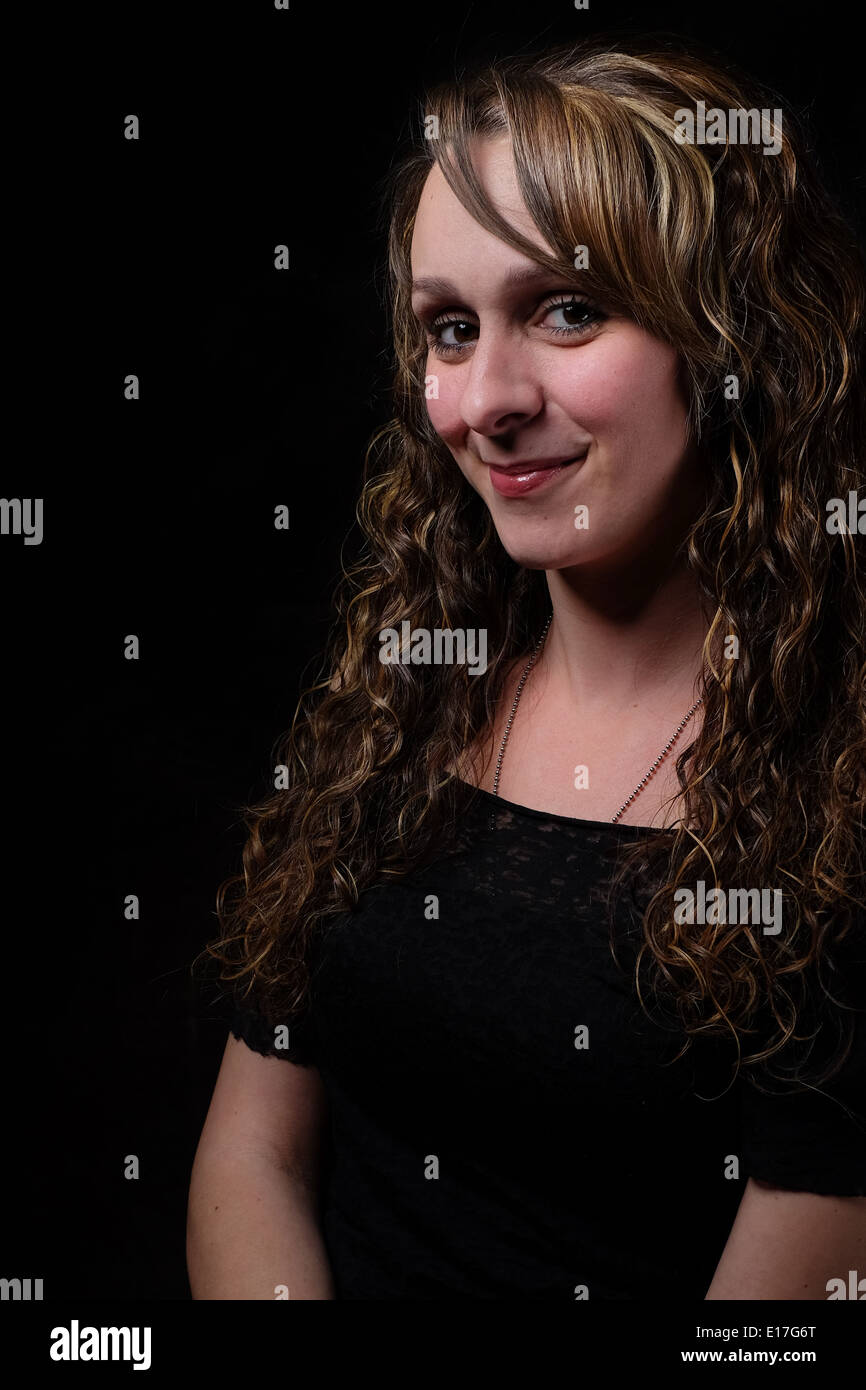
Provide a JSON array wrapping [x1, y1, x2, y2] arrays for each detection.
[[410, 146, 553, 275]]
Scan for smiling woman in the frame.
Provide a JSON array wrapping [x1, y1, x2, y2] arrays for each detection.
[[189, 35, 866, 1301], [410, 141, 702, 556]]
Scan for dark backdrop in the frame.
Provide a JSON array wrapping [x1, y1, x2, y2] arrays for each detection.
[[5, 2, 862, 1300]]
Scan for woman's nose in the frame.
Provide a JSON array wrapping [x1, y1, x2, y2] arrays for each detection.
[[457, 332, 544, 436]]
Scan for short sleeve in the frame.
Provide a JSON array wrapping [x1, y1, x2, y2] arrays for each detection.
[[228, 996, 318, 1067], [738, 943, 866, 1196], [739, 1072, 866, 1196]]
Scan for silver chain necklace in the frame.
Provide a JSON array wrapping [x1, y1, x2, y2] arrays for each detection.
[[491, 612, 703, 824]]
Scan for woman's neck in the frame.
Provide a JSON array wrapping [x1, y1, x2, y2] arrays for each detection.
[[542, 557, 710, 719]]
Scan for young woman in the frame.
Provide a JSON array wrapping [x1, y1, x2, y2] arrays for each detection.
[[187, 37, 866, 1300]]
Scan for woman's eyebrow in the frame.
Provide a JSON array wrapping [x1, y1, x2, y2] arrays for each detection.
[[410, 264, 570, 299]]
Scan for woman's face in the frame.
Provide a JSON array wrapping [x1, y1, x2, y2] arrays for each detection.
[[409, 136, 704, 574]]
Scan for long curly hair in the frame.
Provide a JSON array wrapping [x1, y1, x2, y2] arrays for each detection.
[[201, 36, 866, 1089]]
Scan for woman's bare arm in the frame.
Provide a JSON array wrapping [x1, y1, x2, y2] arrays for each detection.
[[705, 1177, 866, 1299], [186, 1034, 335, 1299]]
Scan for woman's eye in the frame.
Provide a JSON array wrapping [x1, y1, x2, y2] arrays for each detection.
[[427, 319, 479, 353], [541, 298, 605, 335], [425, 297, 605, 357]]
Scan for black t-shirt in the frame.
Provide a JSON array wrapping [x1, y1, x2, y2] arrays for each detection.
[[229, 780, 866, 1300]]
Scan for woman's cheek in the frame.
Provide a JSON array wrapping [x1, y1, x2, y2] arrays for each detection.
[[423, 367, 461, 441]]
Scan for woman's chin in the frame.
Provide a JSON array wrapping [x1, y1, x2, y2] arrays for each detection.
[[495, 539, 599, 571]]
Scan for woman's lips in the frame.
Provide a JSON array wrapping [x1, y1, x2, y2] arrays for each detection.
[[487, 452, 587, 498]]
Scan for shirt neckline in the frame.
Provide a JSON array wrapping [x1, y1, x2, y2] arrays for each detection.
[[454, 778, 676, 833]]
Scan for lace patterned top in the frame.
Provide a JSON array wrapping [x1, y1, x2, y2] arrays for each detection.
[[228, 779, 866, 1300]]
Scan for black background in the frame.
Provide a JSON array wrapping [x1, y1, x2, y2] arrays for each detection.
[[4, 1, 862, 1303]]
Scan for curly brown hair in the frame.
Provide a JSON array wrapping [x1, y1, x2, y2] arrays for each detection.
[[199, 36, 866, 1090]]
